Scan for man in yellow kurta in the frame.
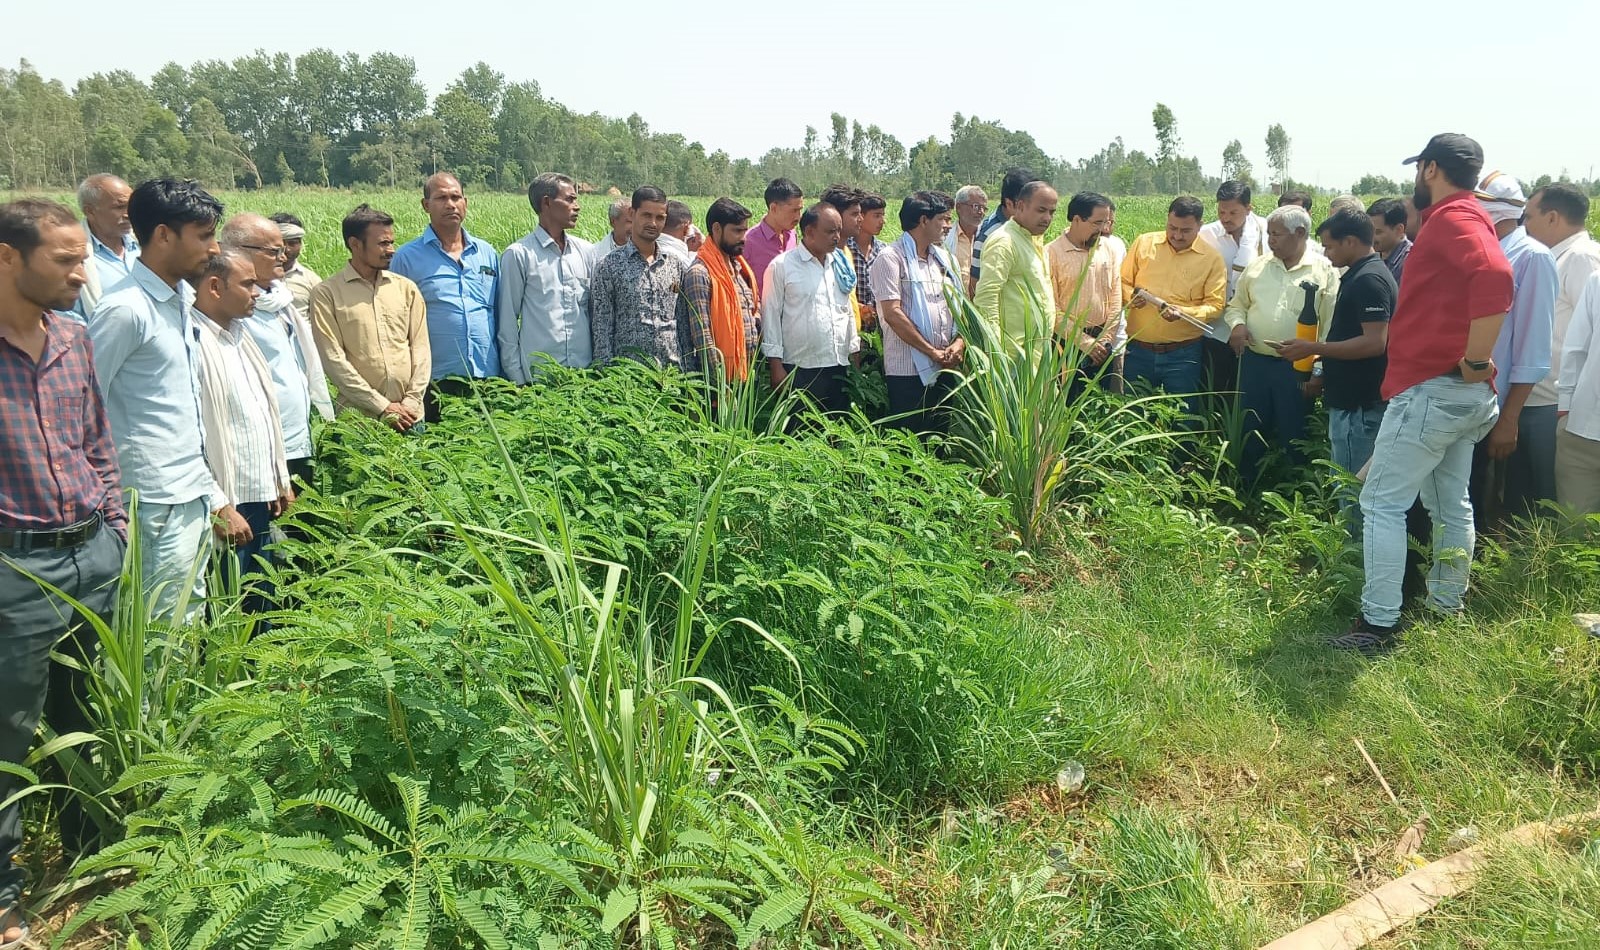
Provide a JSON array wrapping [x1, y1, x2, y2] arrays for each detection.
[[974, 181, 1057, 354], [1223, 203, 1338, 485], [1120, 196, 1226, 401]]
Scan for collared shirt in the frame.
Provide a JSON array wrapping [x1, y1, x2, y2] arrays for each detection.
[[1198, 214, 1269, 301], [241, 291, 315, 460], [497, 226, 595, 380], [848, 236, 887, 308], [1383, 191, 1513, 401], [195, 314, 282, 506], [1533, 230, 1600, 408], [680, 251, 760, 375], [745, 220, 797, 296], [586, 232, 628, 273], [658, 233, 694, 266], [0, 312, 126, 533], [870, 242, 958, 378], [1046, 232, 1121, 336], [1491, 227, 1556, 409], [1383, 237, 1412, 285], [944, 226, 977, 279], [590, 240, 692, 368], [283, 261, 322, 315], [969, 208, 1008, 286], [1223, 251, 1339, 358], [72, 225, 140, 319], [974, 218, 1055, 350], [308, 264, 431, 419], [88, 260, 224, 510], [1120, 232, 1227, 345], [761, 245, 860, 369], [1559, 272, 1600, 441], [1322, 253, 1397, 410], [389, 225, 499, 380]]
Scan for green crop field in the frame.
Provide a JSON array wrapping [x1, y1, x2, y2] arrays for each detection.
[[5, 183, 1600, 950]]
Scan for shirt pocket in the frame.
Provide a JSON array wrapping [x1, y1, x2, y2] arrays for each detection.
[[55, 393, 87, 448]]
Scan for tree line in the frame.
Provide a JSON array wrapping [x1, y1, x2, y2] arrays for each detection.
[[4, 54, 1596, 199]]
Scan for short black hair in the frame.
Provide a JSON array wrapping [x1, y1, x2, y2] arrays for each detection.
[[1216, 180, 1253, 206], [665, 200, 693, 231], [764, 177, 804, 207], [1278, 190, 1314, 211], [860, 193, 887, 214], [820, 185, 865, 215], [0, 197, 80, 259], [705, 197, 751, 232], [1168, 196, 1204, 223], [632, 186, 667, 210], [1367, 198, 1407, 229], [799, 202, 832, 235], [1017, 180, 1055, 203], [269, 211, 304, 229], [1316, 208, 1374, 245], [342, 203, 394, 246], [528, 172, 575, 214], [127, 178, 224, 247], [1000, 167, 1037, 204], [897, 190, 953, 231], [1067, 191, 1111, 222], [1531, 183, 1590, 226]]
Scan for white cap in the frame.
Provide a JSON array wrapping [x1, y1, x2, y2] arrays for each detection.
[[1474, 170, 1526, 225]]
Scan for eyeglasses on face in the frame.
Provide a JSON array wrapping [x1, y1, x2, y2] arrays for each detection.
[[239, 244, 288, 259]]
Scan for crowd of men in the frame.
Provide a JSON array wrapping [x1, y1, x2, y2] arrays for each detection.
[[3, 130, 1600, 945]]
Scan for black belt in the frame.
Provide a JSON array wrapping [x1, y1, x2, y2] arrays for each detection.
[[0, 512, 103, 554]]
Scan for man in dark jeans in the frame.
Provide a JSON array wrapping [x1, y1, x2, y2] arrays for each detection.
[[0, 198, 128, 948]]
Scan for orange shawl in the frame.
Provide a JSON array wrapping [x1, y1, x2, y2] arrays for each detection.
[[697, 242, 759, 380]]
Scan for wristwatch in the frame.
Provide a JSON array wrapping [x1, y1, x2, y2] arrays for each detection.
[[1462, 357, 1492, 371]]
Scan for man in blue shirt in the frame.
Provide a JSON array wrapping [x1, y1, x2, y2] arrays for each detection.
[[88, 179, 251, 622], [71, 173, 139, 319], [390, 172, 500, 422], [1469, 172, 1557, 527]]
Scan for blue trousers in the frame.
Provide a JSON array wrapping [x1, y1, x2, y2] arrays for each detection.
[[1124, 341, 1202, 422], [1238, 350, 1309, 486]]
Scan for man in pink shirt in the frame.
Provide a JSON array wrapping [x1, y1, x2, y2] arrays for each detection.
[[745, 178, 804, 295]]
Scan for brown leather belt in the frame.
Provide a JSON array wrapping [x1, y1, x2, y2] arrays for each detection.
[[1127, 339, 1200, 354], [0, 512, 103, 554]]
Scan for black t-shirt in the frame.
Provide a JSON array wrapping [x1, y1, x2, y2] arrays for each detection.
[[1323, 254, 1397, 410]]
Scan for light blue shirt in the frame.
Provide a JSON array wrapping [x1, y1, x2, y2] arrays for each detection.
[[1493, 226, 1557, 409], [241, 294, 314, 460], [88, 261, 224, 510], [390, 225, 500, 380], [70, 227, 140, 319], [496, 226, 595, 381]]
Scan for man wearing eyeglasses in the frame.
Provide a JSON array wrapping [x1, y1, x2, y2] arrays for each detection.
[[222, 213, 331, 501], [943, 185, 987, 282]]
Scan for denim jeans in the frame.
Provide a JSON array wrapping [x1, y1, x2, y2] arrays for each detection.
[[136, 497, 212, 623], [1125, 341, 1203, 423], [1359, 376, 1498, 626], [1328, 403, 1386, 537]]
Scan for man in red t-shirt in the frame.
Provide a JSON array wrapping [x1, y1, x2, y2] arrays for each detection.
[[1332, 133, 1514, 654]]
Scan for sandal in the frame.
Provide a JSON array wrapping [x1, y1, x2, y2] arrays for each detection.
[[0, 904, 28, 950]]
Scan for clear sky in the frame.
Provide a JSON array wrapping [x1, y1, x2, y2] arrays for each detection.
[[8, 0, 1598, 191]]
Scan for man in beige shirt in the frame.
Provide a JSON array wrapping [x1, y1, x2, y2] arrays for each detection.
[[308, 204, 430, 432], [1047, 191, 1123, 394], [943, 184, 987, 280], [271, 212, 321, 313]]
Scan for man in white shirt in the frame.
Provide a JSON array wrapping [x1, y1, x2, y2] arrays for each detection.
[[72, 173, 139, 319], [191, 250, 293, 616], [658, 200, 695, 266], [588, 199, 631, 271], [1524, 182, 1600, 510], [762, 203, 859, 417], [1198, 180, 1269, 397], [1556, 272, 1600, 513]]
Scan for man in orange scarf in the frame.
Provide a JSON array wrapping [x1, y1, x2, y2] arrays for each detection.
[[681, 198, 761, 379]]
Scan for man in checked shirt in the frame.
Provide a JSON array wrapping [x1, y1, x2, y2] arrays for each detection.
[[0, 198, 128, 947]]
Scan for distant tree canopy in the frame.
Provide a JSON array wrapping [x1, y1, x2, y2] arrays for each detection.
[[4, 55, 1594, 200]]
